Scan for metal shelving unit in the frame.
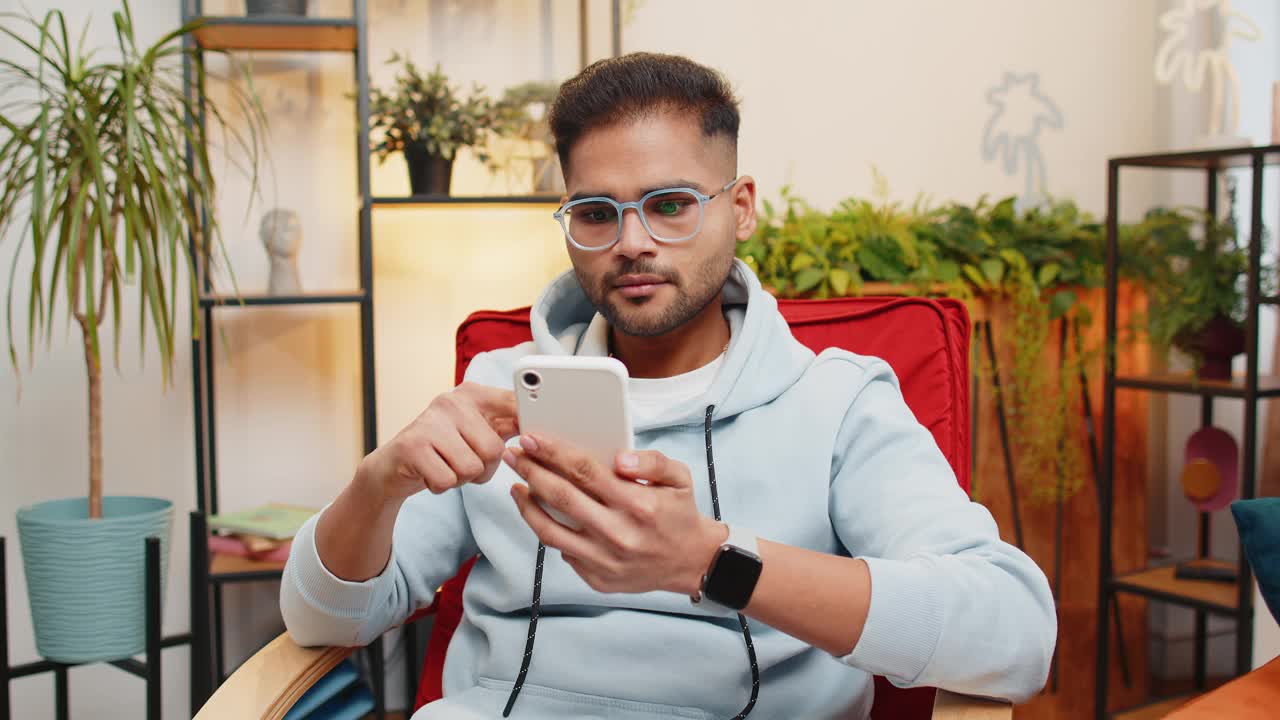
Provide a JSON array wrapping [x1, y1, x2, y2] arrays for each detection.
[[181, 1, 385, 715], [182, 2, 614, 715], [1094, 145, 1278, 719]]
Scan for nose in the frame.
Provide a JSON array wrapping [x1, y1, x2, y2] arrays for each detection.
[[613, 205, 658, 259]]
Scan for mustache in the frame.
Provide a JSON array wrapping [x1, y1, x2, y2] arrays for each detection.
[[602, 259, 679, 287]]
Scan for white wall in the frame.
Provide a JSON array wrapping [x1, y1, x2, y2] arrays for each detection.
[[2, 1, 1174, 716]]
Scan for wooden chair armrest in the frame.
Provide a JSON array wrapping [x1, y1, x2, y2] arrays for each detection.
[[932, 689, 1014, 719], [193, 632, 355, 720]]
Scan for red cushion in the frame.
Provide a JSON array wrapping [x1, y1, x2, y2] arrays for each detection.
[[416, 295, 971, 717]]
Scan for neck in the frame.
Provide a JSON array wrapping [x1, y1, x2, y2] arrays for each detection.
[[611, 294, 730, 379]]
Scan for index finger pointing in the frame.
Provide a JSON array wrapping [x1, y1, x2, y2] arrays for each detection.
[[457, 383, 520, 439]]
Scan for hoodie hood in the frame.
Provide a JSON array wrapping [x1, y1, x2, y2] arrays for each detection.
[[529, 258, 815, 430]]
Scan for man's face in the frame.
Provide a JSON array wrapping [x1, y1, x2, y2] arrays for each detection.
[[562, 111, 755, 337]]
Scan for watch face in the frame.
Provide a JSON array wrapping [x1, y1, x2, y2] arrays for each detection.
[[706, 546, 763, 610]]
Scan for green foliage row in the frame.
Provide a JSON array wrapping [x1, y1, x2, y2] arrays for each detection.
[[738, 177, 1263, 501]]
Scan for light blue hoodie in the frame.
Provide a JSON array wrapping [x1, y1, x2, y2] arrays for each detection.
[[281, 259, 1056, 719]]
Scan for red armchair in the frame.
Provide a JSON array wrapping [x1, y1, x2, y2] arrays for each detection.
[[195, 296, 1013, 720]]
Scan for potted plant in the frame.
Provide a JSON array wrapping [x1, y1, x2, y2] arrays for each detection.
[[368, 54, 506, 196], [1121, 203, 1267, 380], [0, 2, 265, 663], [246, 0, 307, 16], [495, 81, 563, 193]]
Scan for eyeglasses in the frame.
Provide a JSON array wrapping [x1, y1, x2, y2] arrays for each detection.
[[553, 178, 739, 251]]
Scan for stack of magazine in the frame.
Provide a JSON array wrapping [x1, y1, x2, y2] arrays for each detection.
[[207, 503, 318, 563]]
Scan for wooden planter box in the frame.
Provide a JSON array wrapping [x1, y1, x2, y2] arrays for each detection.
[[774, 281, 1153, 718]]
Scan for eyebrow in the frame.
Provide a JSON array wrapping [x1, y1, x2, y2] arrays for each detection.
[[568, 179, 708, 202]]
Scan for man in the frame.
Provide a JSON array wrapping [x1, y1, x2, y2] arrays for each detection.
[[282, 53, 1056, 719]]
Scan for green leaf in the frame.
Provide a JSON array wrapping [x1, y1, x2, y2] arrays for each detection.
[[1049, 290, 1077, 320], [980, 258, 1006, 285], [935, 259, 961, 282], [829, 268, 851, 296], [1038, 262, 1061, 288], [790, 253, 817, 272], [794, 267, 825, 293], [962, 264, 988, 289]]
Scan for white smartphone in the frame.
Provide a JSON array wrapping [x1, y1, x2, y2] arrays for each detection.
[[512, 355, 635, 528]]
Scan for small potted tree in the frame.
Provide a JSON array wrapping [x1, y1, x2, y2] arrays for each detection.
[[368, 54, 507, 196], [0, 2, 265, 663]]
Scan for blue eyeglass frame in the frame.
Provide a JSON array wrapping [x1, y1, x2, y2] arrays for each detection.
[[553, 177, 739, 252]]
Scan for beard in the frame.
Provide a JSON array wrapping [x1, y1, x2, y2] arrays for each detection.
[[575, 251, 736, 337]]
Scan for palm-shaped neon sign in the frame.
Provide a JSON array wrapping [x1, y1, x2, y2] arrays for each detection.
[[982, 72, 1063, 204], [1155, 0, 1261, 139]]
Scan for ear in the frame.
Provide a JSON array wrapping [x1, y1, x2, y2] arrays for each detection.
[[731, 176, 758, 243]]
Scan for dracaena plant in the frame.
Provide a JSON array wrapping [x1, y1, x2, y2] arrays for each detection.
[[0, 1, 267, 518]]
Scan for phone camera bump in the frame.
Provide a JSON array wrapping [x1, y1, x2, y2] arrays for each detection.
[[521, 370, 542, 390]]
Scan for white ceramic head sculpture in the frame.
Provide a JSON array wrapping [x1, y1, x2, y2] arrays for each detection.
[[260, 208, 302, 295]]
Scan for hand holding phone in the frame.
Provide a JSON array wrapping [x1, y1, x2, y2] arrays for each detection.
[[512, 355, 635, 529]]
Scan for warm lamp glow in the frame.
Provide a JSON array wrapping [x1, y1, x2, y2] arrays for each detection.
[[374, 207, 570, 439]]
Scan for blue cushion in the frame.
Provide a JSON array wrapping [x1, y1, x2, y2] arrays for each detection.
[[1231, 497, 1280, 623]]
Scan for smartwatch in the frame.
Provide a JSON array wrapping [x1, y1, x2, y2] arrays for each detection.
[[692, 525, 762, 611]]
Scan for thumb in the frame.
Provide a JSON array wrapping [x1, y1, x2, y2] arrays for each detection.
[[489, 413, 520, 441], [614, 450, 690, 488]]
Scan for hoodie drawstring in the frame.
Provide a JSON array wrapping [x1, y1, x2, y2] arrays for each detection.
[[705, 404, 760, 719], [501, 405, 759, 718], [503, 542, 546, 717]]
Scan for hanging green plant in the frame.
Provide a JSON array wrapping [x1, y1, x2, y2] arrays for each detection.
[[739, 181, 1109, 502]]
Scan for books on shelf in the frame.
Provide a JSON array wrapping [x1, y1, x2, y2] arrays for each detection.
[[207, 533, 293, 563], [282, 660, 374, 720], [207, 503, 318, 540]]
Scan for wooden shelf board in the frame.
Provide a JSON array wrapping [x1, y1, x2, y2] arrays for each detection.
[[1115, 373, 1280, 398], [1111, 560, 1239, 613], [193, 18, 357, 52], [210, 553, 287, 577]]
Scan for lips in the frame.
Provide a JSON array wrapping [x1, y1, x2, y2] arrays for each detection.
[[613, 274, 669, 299]]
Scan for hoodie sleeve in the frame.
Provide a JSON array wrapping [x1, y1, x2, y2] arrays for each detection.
[[279, 355, 496, 648], [827, 356, 1056, 703], [280, 489, 479, 647]]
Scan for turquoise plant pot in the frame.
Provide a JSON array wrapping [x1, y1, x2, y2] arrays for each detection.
[[16, 496, 173, 663]]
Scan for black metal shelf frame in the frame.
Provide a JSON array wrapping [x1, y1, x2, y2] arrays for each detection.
[[182, 1, 385, 716], [1114, 375, 1280, 399], [181, 2, 618, 716], [1094, 145, 1278, 719]]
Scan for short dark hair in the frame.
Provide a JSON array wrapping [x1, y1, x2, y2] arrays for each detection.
[[549, 52, 740, 176]]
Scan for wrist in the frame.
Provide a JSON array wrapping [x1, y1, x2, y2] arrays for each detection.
[[354, 452, 401, 509], [681, 518, 728, 596]]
